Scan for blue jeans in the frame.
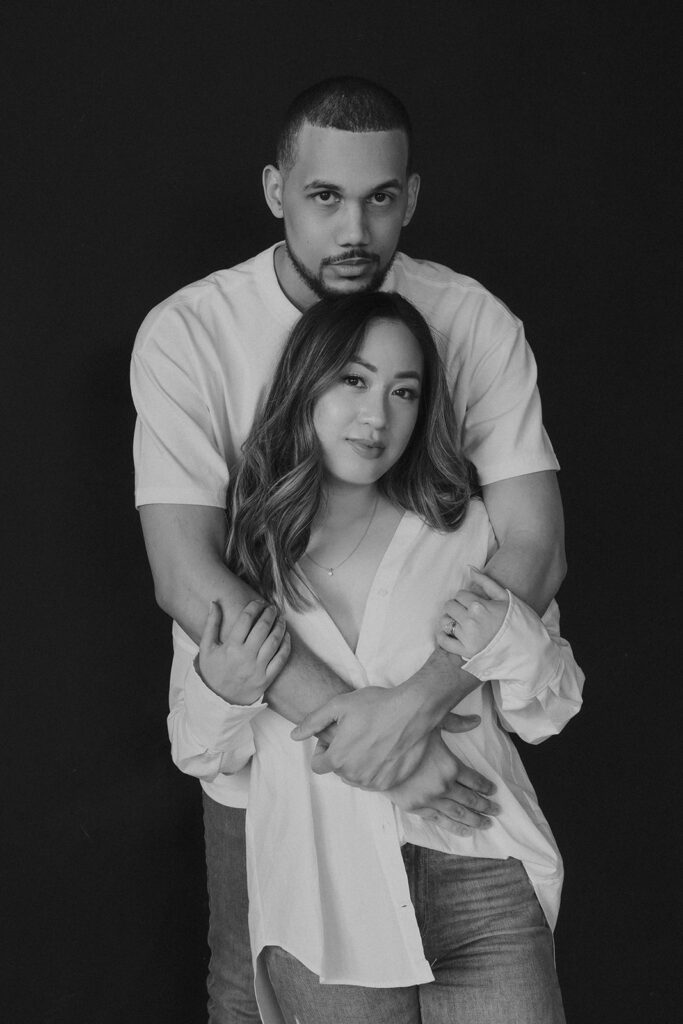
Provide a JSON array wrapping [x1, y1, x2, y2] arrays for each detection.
[[264, 846, 566, 1024], [203, 795, 260, 1023]]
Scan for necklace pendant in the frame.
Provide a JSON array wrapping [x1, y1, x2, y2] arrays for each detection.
[[327, 568, 334, 576]]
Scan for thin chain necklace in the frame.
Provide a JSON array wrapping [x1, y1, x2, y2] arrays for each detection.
[[304, 493, 380, 577]]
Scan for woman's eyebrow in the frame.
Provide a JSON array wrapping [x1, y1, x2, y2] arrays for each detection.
[[348, 356, 421, 380]]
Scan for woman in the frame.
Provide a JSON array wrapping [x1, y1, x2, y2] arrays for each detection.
[[172, 292, 583, 1023]]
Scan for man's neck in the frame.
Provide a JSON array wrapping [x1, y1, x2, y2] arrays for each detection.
[[273, 243, 317, 311]]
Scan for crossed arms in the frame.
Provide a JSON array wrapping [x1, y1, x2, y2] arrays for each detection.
[[140, 470, 566, 836]]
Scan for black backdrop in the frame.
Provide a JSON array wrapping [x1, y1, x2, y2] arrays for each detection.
[[4, 2, 680, 1021]]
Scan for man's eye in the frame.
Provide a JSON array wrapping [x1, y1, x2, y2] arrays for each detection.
[[370, 192, 392, 205], [314, 191, 337, 204]]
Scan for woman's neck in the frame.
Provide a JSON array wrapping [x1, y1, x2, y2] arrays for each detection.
[[305, 482, 382, 571], [315, 482, 380, 533]]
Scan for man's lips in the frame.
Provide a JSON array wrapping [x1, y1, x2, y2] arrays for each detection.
[[324, 253, 378, 275], [329, 261, 375, 278], [325, 251, 377, 266], [346, 439, 385, 459]]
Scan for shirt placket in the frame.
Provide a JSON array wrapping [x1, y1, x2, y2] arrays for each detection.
[[355, 513, 424, 673]]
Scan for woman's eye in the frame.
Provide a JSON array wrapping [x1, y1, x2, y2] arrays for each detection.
[[394, 387, 418, 400], [342, 374, 364, 387]]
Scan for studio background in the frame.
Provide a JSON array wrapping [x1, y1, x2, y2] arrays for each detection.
[[4, 2, 679, 1021]]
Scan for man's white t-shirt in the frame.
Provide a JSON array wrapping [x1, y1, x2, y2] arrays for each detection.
[[131, 243, 560, 807]]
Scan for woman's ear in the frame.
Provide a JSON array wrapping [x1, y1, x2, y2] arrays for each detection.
[[263, 165, 285, 219]]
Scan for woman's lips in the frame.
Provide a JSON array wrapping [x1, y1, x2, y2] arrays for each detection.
[[346, 439, 385, 459]]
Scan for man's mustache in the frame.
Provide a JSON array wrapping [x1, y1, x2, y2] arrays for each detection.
[[322, 250, 380, 266]]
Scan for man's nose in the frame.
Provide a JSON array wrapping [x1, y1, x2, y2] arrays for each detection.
[[337, 201, 370, 247]]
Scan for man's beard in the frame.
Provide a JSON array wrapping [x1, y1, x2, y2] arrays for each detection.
[[284, 233, 396, 300]]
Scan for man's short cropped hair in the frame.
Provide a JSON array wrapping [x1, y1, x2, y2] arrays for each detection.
[[276, 76, 413, 175]]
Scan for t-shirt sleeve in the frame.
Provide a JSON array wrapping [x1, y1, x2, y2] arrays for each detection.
[[460, 314, 559, 486], [131, 308, 230, 508]]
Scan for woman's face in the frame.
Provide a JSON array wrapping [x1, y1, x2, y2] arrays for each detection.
[[313, 318, 423, 488]]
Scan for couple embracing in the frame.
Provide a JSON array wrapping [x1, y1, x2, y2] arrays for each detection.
[[132, 77, 583, 1024]]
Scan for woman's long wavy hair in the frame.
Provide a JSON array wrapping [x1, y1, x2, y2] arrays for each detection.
[[226, 292, 474, 609]]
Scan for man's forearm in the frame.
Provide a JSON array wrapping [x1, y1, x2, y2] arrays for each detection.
[[482, 534, 566, 615], [266, 631, 350, 722], [169, 559, 350, 722], [480, 471, 567, 616], [399, 646, 481, 724], [417, 531, 567, 717], [140, 505, 351, 724], [393, 522, 568, 725]]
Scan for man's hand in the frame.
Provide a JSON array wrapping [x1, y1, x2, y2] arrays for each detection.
[[290, 683, 481, 790], [386, 730, 499, 837]]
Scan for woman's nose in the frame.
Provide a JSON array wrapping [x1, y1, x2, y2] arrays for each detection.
[[358, 393, 387, 428]]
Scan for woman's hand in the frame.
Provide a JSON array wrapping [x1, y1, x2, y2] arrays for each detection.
[[438, 568, 510, 661], [197, 599, 291, 705]]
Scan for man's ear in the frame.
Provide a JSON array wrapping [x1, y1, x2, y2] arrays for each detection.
[[402, 173, 421, 227], [263, 165, 285, 219]]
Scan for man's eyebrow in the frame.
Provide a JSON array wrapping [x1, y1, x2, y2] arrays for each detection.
[[303, 178, 404, 193], [349, 356, 421, 380], [370, 179, 403, 193]]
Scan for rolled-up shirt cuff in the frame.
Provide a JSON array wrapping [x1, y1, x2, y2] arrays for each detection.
[[462, 593, 563, 706], [184, 662, 268, 751]]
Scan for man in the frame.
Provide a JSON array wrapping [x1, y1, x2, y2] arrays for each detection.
[[132, 77, 565, 1022]]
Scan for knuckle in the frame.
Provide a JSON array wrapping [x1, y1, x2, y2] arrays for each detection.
[[452, 823, 472, 837], [373, 775, 391, 792], [355, 767, 375, 786], [467, 792, 487, 812]]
